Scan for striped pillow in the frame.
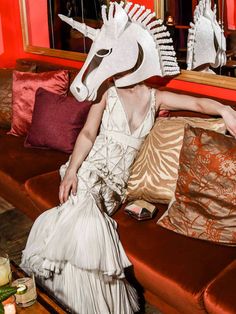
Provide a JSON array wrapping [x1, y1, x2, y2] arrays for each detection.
[[126, 117, 226, 204]]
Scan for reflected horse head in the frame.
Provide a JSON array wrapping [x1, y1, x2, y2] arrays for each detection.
[[187, 0, 226, 72], [59, 2, 179, 101]]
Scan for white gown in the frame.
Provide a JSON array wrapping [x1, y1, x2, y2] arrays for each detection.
[[21, 86, 156, 314]]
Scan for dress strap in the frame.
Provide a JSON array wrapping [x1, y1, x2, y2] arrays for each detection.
[[151, 88, 157, 112], [102, 130, 145, 150]]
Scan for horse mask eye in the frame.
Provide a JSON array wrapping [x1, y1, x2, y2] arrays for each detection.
[[96, 49, 112, 57]]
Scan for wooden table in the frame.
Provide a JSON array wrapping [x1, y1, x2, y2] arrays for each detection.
[[11, 261, 70, 314]]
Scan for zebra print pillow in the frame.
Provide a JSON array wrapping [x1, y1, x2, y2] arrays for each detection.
[[126, 117, 226, 204]]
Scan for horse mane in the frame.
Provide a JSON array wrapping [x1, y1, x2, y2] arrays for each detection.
[[102, 1, 179, 76]]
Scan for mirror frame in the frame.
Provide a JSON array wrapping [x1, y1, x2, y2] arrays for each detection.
[[19, 0, 236, 90]]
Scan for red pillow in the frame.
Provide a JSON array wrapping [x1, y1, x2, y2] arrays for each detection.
[[8, 70, 69, 136], [24, 88, 91, 153]]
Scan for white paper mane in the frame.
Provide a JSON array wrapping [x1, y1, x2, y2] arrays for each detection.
[[187, 0, 226, 72], [59, 1, 180, 101]]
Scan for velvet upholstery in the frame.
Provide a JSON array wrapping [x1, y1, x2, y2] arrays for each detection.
[[0, 129, 68, 218], [0, 129, 69, 184], [114, 208, 236, 314], [23, 170, 236, 314], [25, 171, 61, 211], [204, 260, 236, 314]]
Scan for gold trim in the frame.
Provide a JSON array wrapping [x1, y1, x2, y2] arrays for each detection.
[[176, 70, 236, 91], [19, 0, 29, 49], [25, 45, 87, 61]]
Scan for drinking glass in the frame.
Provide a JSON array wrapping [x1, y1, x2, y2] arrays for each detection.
[[11, 268, 37, 307], [0, 250, 11, 286]]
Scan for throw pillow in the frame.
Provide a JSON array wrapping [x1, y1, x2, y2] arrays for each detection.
[[8, 70, 69, 136], [0, 65, 37, 129], [157, 125, 236, 246], [24, 88, 91, 153], [126, 117, 226, 204], [0, 69, 13, 129]]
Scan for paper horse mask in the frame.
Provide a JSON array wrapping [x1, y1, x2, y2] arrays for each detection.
[[59, 1, 180, 101], [187, 0, 226, 72]]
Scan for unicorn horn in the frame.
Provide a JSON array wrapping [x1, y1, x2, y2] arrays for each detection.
[[58, 14, 98, 41]]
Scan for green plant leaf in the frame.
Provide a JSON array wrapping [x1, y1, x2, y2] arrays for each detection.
[[0, 285, 17, 302], [0, 303, 4, 314]]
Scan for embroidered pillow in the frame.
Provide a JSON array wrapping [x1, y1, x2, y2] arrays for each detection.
[[157, 125, 236, 245], [0, 69, 13, 129], [8, 70, 69, 136], [24, 88, 91, 153], [126, 117, 226, 204]]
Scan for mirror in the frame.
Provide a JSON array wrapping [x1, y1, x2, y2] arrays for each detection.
[[19, 0, 236, 89], [19, 0, 109, 61], [162, 0, 236, 78]]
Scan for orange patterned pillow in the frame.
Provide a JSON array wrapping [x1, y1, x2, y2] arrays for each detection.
[[157, 125, 236, 246], [126, 117, 226, 204]]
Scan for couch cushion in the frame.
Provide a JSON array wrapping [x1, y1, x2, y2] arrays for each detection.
[[204, 259, 236, 314], [22, 169, 236, 313], [0, 129, 69, 184], [114, 208, 236, 314], [25, 171, 61, 211]]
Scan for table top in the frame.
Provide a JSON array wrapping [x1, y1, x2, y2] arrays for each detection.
[[11, 261, 69, 314]]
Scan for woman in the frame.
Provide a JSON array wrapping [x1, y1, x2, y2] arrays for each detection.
[[21, 81, 236, 314]]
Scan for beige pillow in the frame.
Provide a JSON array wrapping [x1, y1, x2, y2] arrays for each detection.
[[126, 117, 226, 204]]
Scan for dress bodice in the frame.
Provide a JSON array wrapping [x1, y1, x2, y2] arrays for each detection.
[[100, 85, 156, 145], [60, 85, 157, 201]]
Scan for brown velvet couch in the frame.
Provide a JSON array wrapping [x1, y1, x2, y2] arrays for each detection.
[[1, 58, 236, 314]]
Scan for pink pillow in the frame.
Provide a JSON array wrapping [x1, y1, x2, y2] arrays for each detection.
[[8, 70, 69, 136], [24, 88, 91, 153]]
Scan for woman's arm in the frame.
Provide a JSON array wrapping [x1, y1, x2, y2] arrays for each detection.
[[59, 91, 107, 204], [156, 90, 236, 137]]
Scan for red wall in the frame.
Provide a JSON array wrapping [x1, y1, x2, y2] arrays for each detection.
[[0, 0, 84, 68]]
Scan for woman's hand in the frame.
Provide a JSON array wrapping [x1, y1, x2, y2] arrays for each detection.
[[221, 106, 236, 138], [59, 167, 78, 204]]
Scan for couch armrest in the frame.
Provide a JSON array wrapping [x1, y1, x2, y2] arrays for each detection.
[[204, 258, 236, 314], [24, 170, 61, 212]]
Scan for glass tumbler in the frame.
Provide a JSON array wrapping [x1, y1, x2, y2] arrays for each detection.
[[11, 268, 37, 307], [0, 250, 11, 286]]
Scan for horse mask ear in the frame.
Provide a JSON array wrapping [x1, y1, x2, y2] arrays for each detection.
[[102, 3, 129, 39]]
